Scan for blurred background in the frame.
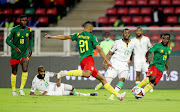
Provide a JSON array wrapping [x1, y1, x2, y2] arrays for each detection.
[[0, 0, 179, 89]]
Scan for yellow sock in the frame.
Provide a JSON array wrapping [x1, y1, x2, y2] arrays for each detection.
[[67, 70, 82, 77], [104, 83, 118, 97], [138, 77, 150, 87], [144, 84, 153, 93], [20, 72, 28, 89], [11, 74, 17, 91]]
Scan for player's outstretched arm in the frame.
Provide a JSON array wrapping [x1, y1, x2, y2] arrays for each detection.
[[165, 59, 170, 78], [96, 45, 114, 69], [145, 51, 151, 64], [53, 73, 61, 87], [30, 91, 48, 96], [45, 33, 71, 40], [102, 51, 113, 69]]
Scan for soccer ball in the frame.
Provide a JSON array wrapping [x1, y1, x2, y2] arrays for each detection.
[[131, 86, 145, 99]]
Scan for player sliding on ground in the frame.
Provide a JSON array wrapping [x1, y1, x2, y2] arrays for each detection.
[[45, 21, 126, 101], [95, 28, 134, 100], [133, 33, 171, 97], [30, 66, 97, 96], [6, 15, 33, 96]]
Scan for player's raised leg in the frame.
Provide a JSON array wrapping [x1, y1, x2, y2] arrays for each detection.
[[19, 58, 29, 96], [11, 64, 18, 96]]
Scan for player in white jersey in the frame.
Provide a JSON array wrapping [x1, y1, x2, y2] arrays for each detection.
[[30, 66, 98, 96], [95, 28, 135, 100], [132, 27, 153, 92]]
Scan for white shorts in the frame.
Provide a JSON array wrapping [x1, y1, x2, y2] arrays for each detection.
[[134, 61, 149, 72], [105, 61, 130, 79], [47, 83, 64, 96]]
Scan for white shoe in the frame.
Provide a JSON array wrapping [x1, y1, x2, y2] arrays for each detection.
[[19, 89, 25, 96], [108, 96, 115, 101], [150, 88, 153, 93], [117, 92, 126, 101], [95, 83, 103, 90], [57, 71, 66, 79], [12, 91, 18, 96]]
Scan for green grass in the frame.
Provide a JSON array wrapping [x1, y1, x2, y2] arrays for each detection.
[[0, 88, 180, 112]]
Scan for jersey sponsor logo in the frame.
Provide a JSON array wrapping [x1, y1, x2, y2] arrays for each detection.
[[150, 71, 153, 74], [168, 50, 171, 54], [91, 66, 94, 71], [17, 32, 20, 37], [160, 49, 164, 53], [26, 33, 29, 37]]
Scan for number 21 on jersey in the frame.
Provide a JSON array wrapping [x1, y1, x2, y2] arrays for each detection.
[[79, 40, 89, 53]]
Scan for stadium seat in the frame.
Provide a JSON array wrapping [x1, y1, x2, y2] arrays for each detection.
[[143, 16, 152, 25], [141, 7, 151, 15], [121, 16, 131, 24], [15, 17, 20, 24], [151, 34, 160, 41], [126, 0, 136, 6], [175, 35, 180, 41], [160, 0, 171, 6], [148, 25, 160, 32], [149, 0, 160, 6], [35, 8, 46, 16], [37, 17, 49, 27], [175, 7, 180, 15], [98, 17, 108, 27], [167, 16, 178, 24], [114, 0, 125, 7], [109, 16, 117, 26], [25, 8, 35, 16], [172, 0, 180, 6], [3, 9, 13, 15], [161, 25, 171, 32], [137, 0, 148, 6], [132, 16, 143, 25], [129, 8, 140, 15], [106, 8, 117, 17], [14, 8, 24, 16], [117, 8, 128, 16], [46, 8, 57, 15], [163, 7, 174, 15]]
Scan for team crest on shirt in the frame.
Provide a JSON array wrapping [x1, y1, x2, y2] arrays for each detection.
[[91, 66, 94, 71], [150, 71, 153, 74], [160, 49, 164, 53], [168, 50, 171, 54], [26, 33, 29, 37], [17, 32, 20, 37], [22, 36, 24, 38]]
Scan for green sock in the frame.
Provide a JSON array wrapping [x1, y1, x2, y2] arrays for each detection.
[[135, 81, 140, 86], [116, 81, 124, 91], [73, 92, 78, 96]]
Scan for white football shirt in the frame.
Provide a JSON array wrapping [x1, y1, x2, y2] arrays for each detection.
[[132, 36, 152, 62]]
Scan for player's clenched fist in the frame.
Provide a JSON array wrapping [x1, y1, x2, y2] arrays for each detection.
[[45, 33, 52, 39]]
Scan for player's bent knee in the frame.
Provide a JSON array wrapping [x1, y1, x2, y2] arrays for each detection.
[[83, 70, 91, 77]]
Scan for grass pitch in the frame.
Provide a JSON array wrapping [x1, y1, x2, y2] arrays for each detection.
[[0, 88, 180, 112]]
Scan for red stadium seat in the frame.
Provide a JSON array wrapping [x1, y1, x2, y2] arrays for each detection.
[[98, 17, 108, 26], [132, 16, 143, 24], [141, 7, 151, 15], [172, 0, 180, 6], [126, 0, 136, 6], [149, 0, 160, 6], [175, 35, 180, 41], [55, 0, 66, 7], [121, 16, 131, 24], [137, 0, 148, 6], [163, 7, 174, 15], [129, 8, 140, 15], [143, 16, 152, 24], [109, 16, 117, 25], [160, 0, 171, 6], [14, 8, 24, 15], [35, 8, 46, 16], [46, 8, 57, 15], [114, 0, 125, 7], [143, 34, 150, 38], [3, 9, 13, 15], [16, 17, 20, 24], [148, 25, 159, 32], [167, 16, 178, 24], [117, 8, 128, 15], [161, 25, 171, 32], [38, 17, 48, 24], [175, 7, 180, 15], [106, 8, 117, 17], [151, 34, 160, 41]]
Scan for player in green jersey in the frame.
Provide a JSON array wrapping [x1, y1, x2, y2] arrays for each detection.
[[45, 21, 126, 101], [6, 15, 33, 96], [133, 33, 171, 97]]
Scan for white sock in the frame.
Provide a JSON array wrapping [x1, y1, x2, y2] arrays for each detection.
[[110, 86, 121, 98]]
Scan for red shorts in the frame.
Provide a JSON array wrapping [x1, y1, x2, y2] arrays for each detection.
[[147, 66, 163, 84], [10, 57, 29, 66], [80, 56, 98, 77]]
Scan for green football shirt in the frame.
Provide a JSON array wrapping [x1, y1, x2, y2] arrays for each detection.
[[70, 31, 100, 62], [6, 25, 33, 59], [149, 43, 171, 73], [100, 39, 114, 55]]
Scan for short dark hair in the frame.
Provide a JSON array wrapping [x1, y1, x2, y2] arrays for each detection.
[[163, 33, 171, 38], [20, 15, 27, 19], [83, 21, 93, 28], [38, 66, 44, 72], [122, 28, 129, 33]]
